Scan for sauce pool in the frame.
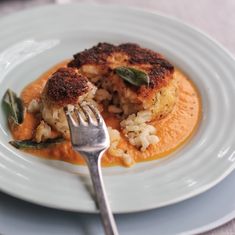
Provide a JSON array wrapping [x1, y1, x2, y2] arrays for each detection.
[[11, 61, 201, 167]]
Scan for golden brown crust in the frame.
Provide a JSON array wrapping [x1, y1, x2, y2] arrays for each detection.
[[68, 42, 174, 91], [44, 67, 89, 106], [68, 43, 116, 67]]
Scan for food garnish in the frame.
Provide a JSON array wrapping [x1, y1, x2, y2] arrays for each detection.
[[115, 67, 149, 87], [2, 89, 24, 125], [9, 137, 64, 149]]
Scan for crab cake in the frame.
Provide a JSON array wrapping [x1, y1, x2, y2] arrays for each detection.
[[68, 43, 177, 119], [41, 67, 97, 138]]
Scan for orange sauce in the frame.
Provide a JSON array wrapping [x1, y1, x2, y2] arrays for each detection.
[[11, 61, 201, 167]]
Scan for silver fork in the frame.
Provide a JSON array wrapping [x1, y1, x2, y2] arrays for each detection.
[[64, 104, 119, 235]]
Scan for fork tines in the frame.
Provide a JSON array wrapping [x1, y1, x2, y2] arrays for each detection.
[[64, 103, 102, 126]]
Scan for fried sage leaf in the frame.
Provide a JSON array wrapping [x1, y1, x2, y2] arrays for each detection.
[[2, 89, 24, 125], [9, 137, 64, 150], [115, 67, 150, 87]]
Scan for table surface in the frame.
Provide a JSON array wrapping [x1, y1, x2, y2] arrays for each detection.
[[0, 0, 235, 234]]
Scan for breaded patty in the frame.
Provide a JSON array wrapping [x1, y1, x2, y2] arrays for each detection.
[[41, 67, 97, 138], [68, 43, 177, 119], [42, 67, 91, 107]]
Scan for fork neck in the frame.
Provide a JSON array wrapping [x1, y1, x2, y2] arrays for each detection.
[[80, 149, 106, 165]]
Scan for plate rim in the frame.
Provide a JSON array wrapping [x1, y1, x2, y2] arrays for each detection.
[[1, 172, 235, 235]]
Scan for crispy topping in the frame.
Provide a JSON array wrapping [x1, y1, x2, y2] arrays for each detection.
[[68, 43, 174, 90], [45, 67, 89, 106], [68, 43, 116, 67], [148, 65, 172, 89], [118, 43, 162, 65]]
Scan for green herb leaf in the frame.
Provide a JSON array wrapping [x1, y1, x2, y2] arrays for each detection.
[[9, 137, 64, 150], [2, 89, 24, 125], [115, 67, 149, 87]]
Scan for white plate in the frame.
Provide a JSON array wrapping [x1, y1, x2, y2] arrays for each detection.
[[0, 4, 235, 213], [1, 170, 235, 235]]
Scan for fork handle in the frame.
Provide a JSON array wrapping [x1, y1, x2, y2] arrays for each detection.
[[84, 151, 119, 235]]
